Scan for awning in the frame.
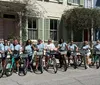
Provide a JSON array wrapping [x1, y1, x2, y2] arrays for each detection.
[[0, 1, 25, 12]]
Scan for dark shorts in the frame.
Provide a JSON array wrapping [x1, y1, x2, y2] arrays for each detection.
[[28, 55, 32, 62], [67, 50, 71, 57], [2, 53, 6, 60], [13, 54, 20, 61]]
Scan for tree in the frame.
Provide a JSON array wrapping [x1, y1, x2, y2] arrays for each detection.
[[63, 7, 100, 30], [62, 7, 100, 47]]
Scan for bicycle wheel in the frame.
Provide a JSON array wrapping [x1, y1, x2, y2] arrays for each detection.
[[5, 63, 12, 77], [52, 57, 57, 73], [0, 61, 3, 78], [5, 58, 12, 77], [96, 55, 100, 69], [73, 56, 77, 69], [39, 56, 43, 74], [23, 67, 27, 75], [83, 56, 87, 69], [62, 56, 67, 71]]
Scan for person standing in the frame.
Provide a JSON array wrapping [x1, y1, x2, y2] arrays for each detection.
[[82, 41, 91, 68], [57, 39, 68, 68], [24, 39, 34, 72]]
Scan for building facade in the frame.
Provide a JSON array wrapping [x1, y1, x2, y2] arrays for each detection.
[[0, 0, 84, 42], [0, 0, 99, 42]]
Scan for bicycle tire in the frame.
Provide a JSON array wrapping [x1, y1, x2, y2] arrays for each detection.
[[52, 57, 57, 73], [73, 56, 77, 69], [62, 56, 67, 71], [23, 68, 27, 75], [83, 56, 87, 69], [5, 69, 12, 77], [39, 56, 43, 74], [96, 55, 100, 69], [0, 62, 3, 78]]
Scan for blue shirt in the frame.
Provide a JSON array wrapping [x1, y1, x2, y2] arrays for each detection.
[[25, 45, 33, 56], [4, 45, 10, 52], [10, 43, 14, 51], [58, 42, 67, 51], [37, 43, 44, 52], [11, 44, 21, 51], [0, 43, 4, 51], [68, 44, 77, 51], [14, 44, 21, 51]]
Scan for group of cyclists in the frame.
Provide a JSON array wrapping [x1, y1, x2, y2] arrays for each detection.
[[0, 38, 100, 76]]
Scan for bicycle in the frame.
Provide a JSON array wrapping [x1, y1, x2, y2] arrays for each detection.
[[0, 54, 3, 78], [5, 53, 12, 77], [95, 51, 100, 69], [33, 51, 44, 74], [45, 50, 58, 73], [18, 53, 29, 75], [58, 51, 68, 71], [70, 50, 82, 69], [79, 49, 88, 69], [0, 53, 12, 78]]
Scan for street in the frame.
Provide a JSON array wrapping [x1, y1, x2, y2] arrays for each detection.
[[0, 64, 100, 85]]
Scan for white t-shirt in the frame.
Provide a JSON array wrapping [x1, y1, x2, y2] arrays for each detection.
[[83, 45, 90, 50], [45, 43, 55, 50], [82, 45, 91, 53]]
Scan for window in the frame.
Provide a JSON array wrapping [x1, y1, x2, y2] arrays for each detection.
[[50, 19, 57, 41], [28, 18, 38, 40], [58, 0, 63, 4], [73, 30, 82, 42], [3, 14, 15, 19], [44, 0, 49, 2], [67, 0, 80, 5]]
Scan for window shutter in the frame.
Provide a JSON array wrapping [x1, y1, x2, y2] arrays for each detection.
[[38, 18, 43, 39], [44, 19, 50, 40], [80, 0, 84, 6]]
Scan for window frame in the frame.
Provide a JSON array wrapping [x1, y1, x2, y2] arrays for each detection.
[[67, 0, 80, 5], [28, 18, 38, 40], [50, 19, 58, 41]]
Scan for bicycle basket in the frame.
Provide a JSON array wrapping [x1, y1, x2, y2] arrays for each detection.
[[96, 51, 100, 55], [36, 52, 43, 56], [20, 54, 28, 58], [7, 55, 11, 58], [59, 51, 67, 55]]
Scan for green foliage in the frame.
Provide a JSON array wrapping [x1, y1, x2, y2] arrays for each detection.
[[63, 7, 100, 31]]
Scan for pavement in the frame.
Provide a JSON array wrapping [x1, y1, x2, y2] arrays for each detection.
[[0, 63, 100, 85]]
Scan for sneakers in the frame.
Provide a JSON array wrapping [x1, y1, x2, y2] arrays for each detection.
[[16, 72, 18, 74], [86, 65, 90, 69]]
